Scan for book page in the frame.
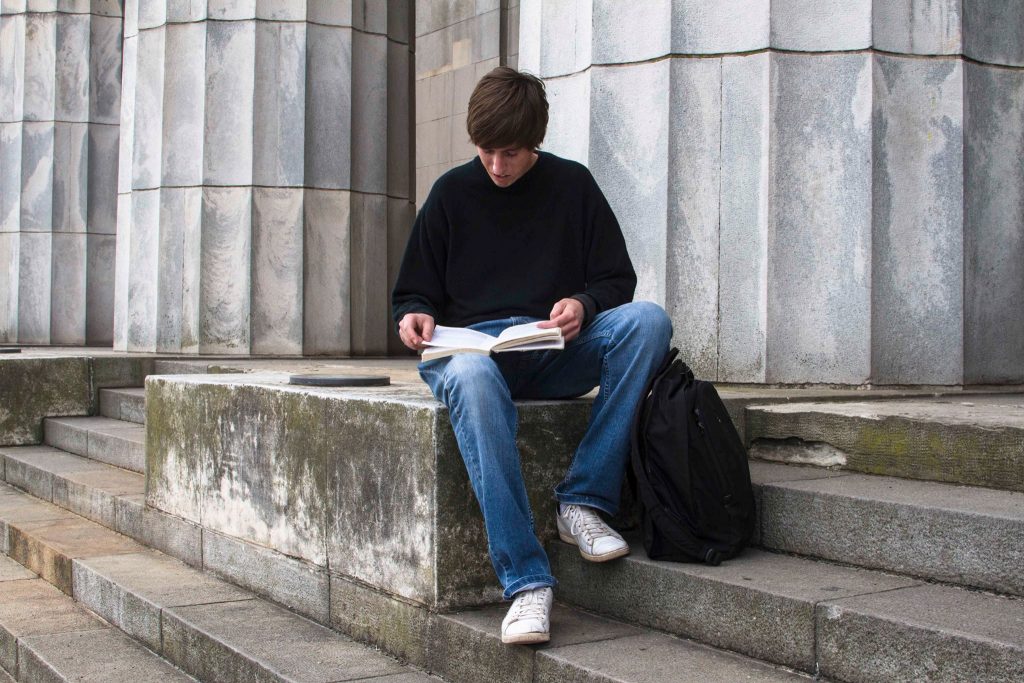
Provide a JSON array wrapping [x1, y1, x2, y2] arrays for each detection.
[[421, 325, 496, 352], [495, 321, 560, 344]]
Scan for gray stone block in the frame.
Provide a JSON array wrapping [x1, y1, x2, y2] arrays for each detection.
[[73, 551, 251, 652], [163, 598, 406, 683], [516, 0, 540, 74], [112, 194, 130, 349], [0, 555, 34, 582], [130, 26, 165, 191], [386, 196, 415, 356], [86, 423, 145, 473], [203, 20, 255, 186], [0, 16, 26, 123], [19, 628, 196, 682], [3, 446, 65, 500], [114, 494, 202, 567], [669, 0, 770, 54], [818, 584, 1024, 682], [87, 13, 122, 125], [41, 416, 92, 455], [539, 0, 591, 76], [52, 466, 144, 530], [17, 231, 51, 343], [20, 121, 54, 230], [536, 631, 806, 683], [387, 0, 410, 43], [549, 542, 918, 672], [873, 0, 962, 55], [305, 23, 353, 190], [85, 225, 115, 344], [22, 12, 56, 121], [767, 53, 872, 384], [199, 187, 252, 353], [126, 187, 159, 351], [415, 0, 473, 37], [759, 470, 1024, 595], [387, 40, 411, 199], [543, 70, 590, 166], [48, 231, 87, 344], [54, 12, 89, 123], [136, 0, 166, 29], [964, 63, 1024, 383], [122, 0, 138, 36], [0, 123, 22, 233], [307, 0, 354, 27], [0, 358, 90, 446], [253, 20, 306, 188], [154, 186, 200, 352], [160, 21, 205, 187], [251, 188, 303, 355], [351, 30, 388, 194], [164, 0, 206, 23], [352, 0, 386, 33], [349, 192, 389, 355], [115, 35, 136, 196], [589, 61, 670, 304], [415, 71, 451, 126], [963, 0, 1024, 67], [86, 123, 119, 234], [872, 55, 964, 384], [666, 57, 721, 380], [99, 388, 145, 424], [0, 578, 106, 674], [770, 0, 871, 51], [203, 530, 329, 623], [207, 0, 256, 20], [52, 121, 87, 233], [414, 24, 450, 77], [302, 188, 351, 355], [718, 53, 769, 383], [255, 0, 306, 21], [0, 234, 17, 341]]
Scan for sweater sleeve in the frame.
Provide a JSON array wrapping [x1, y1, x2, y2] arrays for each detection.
[[391, 190, 449, 326], [574, 171, 637, 321]]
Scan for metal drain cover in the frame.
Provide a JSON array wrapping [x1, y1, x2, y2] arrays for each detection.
[[288, 374, 390, 387], [0, 348, 21, 354]]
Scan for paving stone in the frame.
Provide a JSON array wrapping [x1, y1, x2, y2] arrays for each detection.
[[99, 387, 145, 424], [746, 397, 1024, 491], [19, 628, 196, 682], [8, 513, 144, 594], [0, 577, 106, 674], [163, 598, 407, 683], [52, 466, 144, 529], [3, 445, 111, 502], [536, 631, 808, 682], [0, 483, 76, 527], [550, 542, 919, 673], [73, 551, 252, 652], [113, 494, 202, 568], [85, 422, 145, 473], [818, 584, 1024, 682], [430, 604, 640, 683], [0, 554, 33, 582]]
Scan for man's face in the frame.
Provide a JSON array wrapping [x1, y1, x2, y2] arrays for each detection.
[[476, 145, 538, 187]]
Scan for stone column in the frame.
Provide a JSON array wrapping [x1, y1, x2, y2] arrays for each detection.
[[519, 0, 1024, 385], [0, 0, 122, 345], [114, 0, 414, 356]]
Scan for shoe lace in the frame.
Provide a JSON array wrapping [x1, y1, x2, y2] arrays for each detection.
[[567, 505, 613, 544], [509, 590, 548, 621]]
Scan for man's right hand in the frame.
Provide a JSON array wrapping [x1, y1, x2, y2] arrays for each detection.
[[399, 313, 435, 351]]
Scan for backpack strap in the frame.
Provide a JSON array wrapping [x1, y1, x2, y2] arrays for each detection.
[[629, 349, 723, 566]]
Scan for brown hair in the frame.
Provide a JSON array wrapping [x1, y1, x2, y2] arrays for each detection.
[[466, 67, 548, 150]]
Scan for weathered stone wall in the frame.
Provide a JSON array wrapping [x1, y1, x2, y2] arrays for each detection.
[[414, 0, 519, 205], [514, 0, 1024, 385], [0, 1, 123, 346], [114, 0, 415, 356]]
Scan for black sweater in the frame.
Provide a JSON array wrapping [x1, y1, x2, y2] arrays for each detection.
[[391, 151, 636, 328]]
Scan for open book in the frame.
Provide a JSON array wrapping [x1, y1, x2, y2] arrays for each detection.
[[421, 322, 564, 362]]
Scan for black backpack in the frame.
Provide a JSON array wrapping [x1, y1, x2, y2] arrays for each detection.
[[630, 348, 755, 565]]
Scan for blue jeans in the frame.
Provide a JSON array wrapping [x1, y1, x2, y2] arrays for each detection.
[[418, 301, 672, 599]]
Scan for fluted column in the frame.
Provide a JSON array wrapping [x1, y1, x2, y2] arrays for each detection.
[[519, 0, 1024, 384], [0, 0, 122, 345], [114, 0, 414, 355]]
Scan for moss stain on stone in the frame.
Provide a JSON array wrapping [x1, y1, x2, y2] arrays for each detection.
[[0, 358, 91, 446]]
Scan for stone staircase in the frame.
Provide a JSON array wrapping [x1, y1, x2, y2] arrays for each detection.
[[0, 356, 1022, 682]]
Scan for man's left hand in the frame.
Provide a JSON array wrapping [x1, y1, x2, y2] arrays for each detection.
[[538, 298, 584, 342]]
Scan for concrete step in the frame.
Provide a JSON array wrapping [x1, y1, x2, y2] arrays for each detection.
[[0, 482, 812, 683], [42, 416, 146, 473], [745, 395, 1024, 491], [0, 445, 202, 566], [751, 461, 1024, 596], [0, 484, 439, 683], [549, 539, 1024, 680], [0, 555, 196, 682], [98, 387, 146, 425]]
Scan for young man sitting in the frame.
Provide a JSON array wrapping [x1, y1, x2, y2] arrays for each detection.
[[392, 67, 671, 644]]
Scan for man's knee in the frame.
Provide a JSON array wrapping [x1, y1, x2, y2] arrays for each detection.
[[441, 354, 506, 400], [619, 301, 673, 346]]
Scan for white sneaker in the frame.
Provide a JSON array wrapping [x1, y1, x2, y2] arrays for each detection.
[[556, 504, 630, 562], [501, 586, 553, 645]]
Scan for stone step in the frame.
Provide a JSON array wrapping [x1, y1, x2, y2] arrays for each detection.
[[0, 482, 812, 683], [0, 555, 196, 682], [98, 387, 146, 425], [745, 395, 1024, 491], [549, 539, 1024, 680], [0, 445, 202, 566], [751, 461, 1024, 596], [0, 484, 438, 683], [42, 416, 146, 473]]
